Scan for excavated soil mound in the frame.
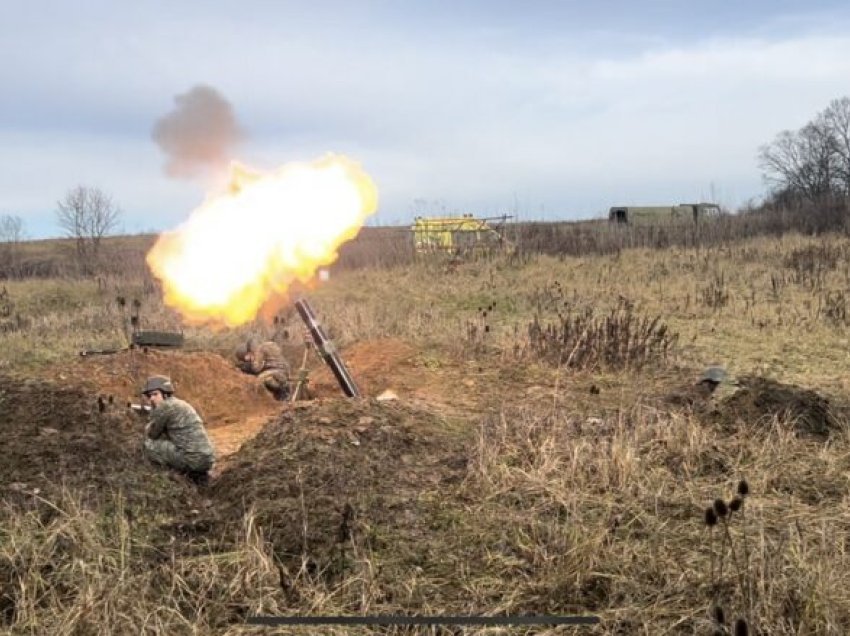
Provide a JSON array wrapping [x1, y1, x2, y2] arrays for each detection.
[[714, 375, 844, 438], [41, 348, 280, 427], [210, 397, 468, 572], [307, 338, 419, 397], [0, 374, 201, 515], [305, 337, 487, 413]]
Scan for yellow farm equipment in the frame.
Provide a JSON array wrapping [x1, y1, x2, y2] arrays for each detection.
[[410, 214, 512, 255]]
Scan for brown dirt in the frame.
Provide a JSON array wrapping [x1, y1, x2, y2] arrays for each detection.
[[38, 348, 281, 428], [712, 375, 846, 438], [26, 339, 474, 470], [306, 337, 420, 397], [208, 397, 469, 573], [306, 337, 516, 418], [208, 414, 276, 469], [1, 338, 472, 521]]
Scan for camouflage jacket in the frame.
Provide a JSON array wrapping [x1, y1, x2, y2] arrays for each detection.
[[146, 397, 215, 462], [248, 341, 289, 375]]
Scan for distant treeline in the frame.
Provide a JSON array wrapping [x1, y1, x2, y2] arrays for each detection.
[[2, 197, 849, 279]]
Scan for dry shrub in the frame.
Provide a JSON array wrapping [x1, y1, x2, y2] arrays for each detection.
[[0, 286, 12, 318], [699, 270, 730, 309], [703, 481, 755, 635], [519, 285, 677, 371], [0, 286, 29, 333], [0, 314, 28, 334], [782, 242, 843, 290], [819, 290, 849, 326], [334, 227, 414, 270], [459, 303, 497, 359]]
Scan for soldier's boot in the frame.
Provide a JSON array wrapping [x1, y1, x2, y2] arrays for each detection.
[[261, 370, 291, 401]]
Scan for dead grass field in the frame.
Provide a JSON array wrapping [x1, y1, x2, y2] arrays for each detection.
[[3, 230, 850, 634]]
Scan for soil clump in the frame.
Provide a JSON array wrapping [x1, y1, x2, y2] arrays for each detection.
[[713, 375, 845, 438], [210, 397, 469, 574], [39, 348, 281, 427]]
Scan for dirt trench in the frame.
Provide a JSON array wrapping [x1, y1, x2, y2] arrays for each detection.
[[27, 337, 454, 465], [1, 338, 476, 576]]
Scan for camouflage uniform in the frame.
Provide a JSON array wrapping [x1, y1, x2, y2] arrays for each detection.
[[143, 397, 216, 473], [240, 339, 291, 401]]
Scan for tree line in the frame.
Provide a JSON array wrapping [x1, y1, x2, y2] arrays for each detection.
[[1, 185, 121, 277], [759, 96, 850, 204], [3, 97, 850, 278]]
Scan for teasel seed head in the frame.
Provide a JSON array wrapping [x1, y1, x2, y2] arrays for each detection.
[[712, 605, 725, 625]]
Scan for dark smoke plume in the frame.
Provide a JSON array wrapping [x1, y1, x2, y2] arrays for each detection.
[[152, 85, 244, 178]]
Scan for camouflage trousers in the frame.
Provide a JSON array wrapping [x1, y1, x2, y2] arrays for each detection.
[[144, 438, 214, 473], [259, 368, 290, 401]]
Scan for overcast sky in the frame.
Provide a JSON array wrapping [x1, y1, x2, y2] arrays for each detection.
[[2, 0, 850, 239]]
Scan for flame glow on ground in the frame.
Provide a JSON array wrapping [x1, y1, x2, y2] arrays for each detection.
[[146, 154, 378, 327]]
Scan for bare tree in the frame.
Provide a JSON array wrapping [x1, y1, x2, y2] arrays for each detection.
[[0, 214, 23, 242], [823, 96, 850, 196], [759, 95, 850, 203], [759, 130, 807, 197], [0, 214, 24, 278], [56, 186, 121, 275], [798, 118, 839, 199], [759, 124, 836, 201]]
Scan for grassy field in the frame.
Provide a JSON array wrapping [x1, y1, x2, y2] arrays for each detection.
[[3, 227, 850, 634]]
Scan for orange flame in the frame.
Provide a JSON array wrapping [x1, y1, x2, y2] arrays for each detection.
[[146, 153, 377, 327]]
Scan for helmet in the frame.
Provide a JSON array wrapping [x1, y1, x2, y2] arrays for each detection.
[[142, 375, 174, 396], [698, 366, 727, 385]]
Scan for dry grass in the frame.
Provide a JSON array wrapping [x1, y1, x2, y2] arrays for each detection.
[[4, 403, 849, 634], [468, 404, 850, 634], [4, 229, 850, 633]]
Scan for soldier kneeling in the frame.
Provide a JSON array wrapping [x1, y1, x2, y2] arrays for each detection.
[[141, 375, 216, 485], [235, 338, 291, 401]]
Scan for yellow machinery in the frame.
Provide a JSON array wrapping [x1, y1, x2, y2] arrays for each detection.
[[411, 214, 512, 254]]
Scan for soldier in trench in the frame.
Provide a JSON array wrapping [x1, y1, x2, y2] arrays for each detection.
[[234, 337, 292, 401], [140, 375, 217, 485]]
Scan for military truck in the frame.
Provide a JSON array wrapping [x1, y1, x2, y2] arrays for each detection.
[[609, 203, 721, 225]]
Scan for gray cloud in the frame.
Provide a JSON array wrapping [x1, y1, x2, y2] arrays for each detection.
[[151, 85, 244, 179]]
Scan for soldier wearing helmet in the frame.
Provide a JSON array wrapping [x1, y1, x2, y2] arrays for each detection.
[[663, 365, 737, 408], [141, 375, 216, 484], [235, 337, 291, 401], [697, 366, 727, 395]]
